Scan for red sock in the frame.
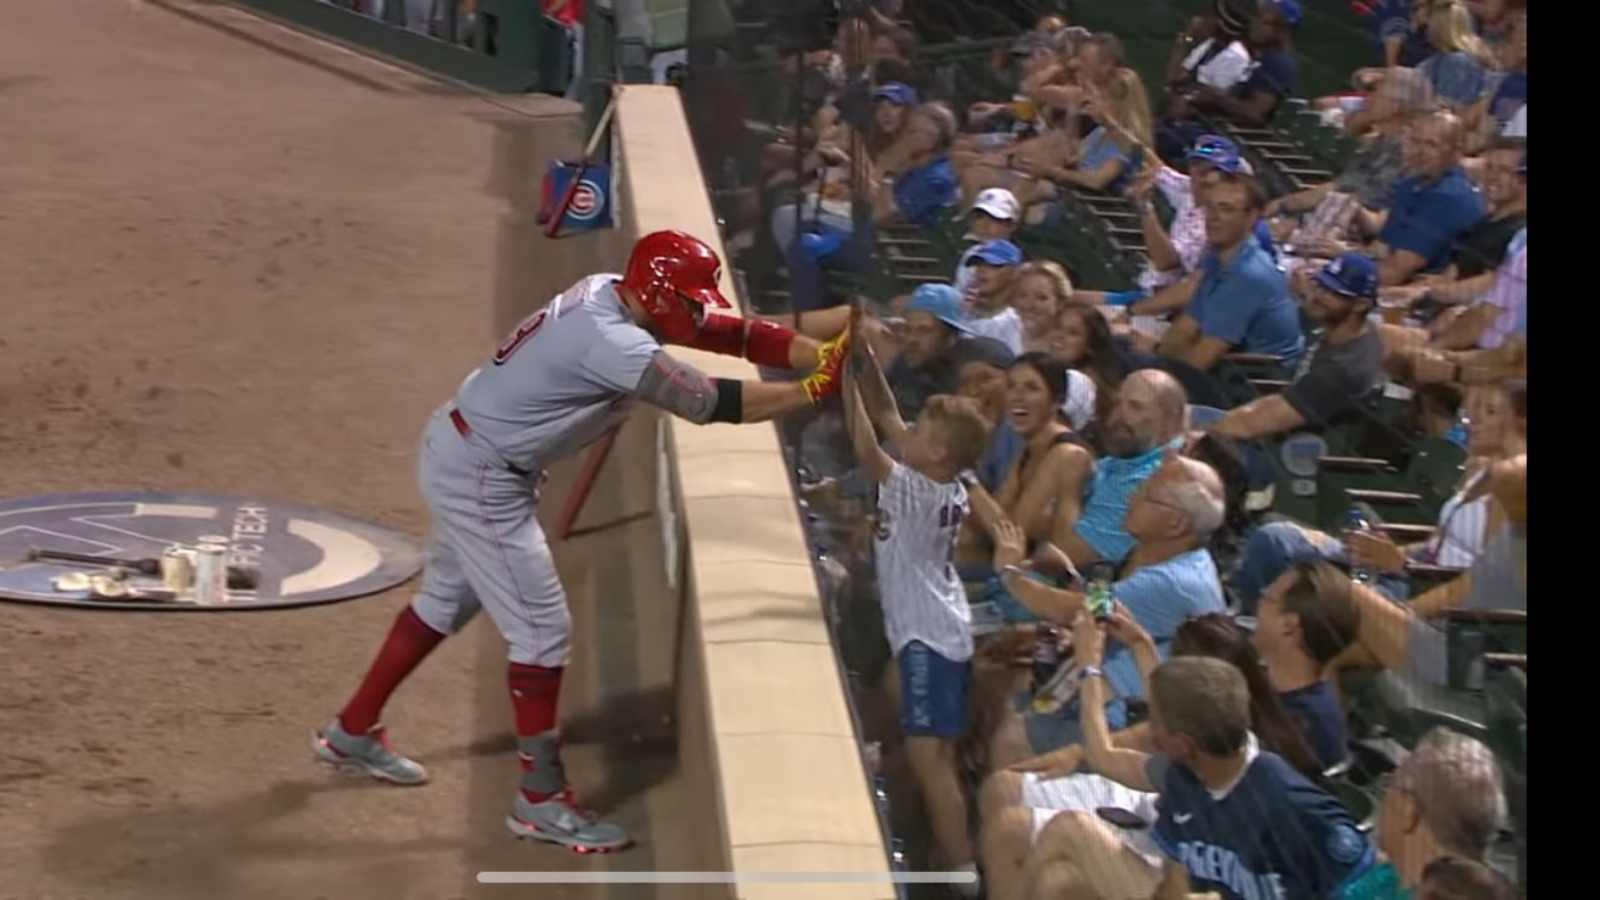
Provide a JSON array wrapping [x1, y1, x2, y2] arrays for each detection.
[[509, 663, 563, 802], [337, 606, 447, 735]]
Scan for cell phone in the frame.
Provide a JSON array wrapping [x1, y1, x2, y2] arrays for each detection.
[[1096, 806, 1148, 830], [1085, 562, 1115, 621]]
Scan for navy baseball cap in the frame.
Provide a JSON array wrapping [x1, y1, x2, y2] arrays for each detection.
[[872, 82, 919, 106], [952, 336, 1016, 370], [1187, 135, 1253, 175], [966, 239, 1024, 267], [1268, 0, 1304, 28], [1313, 252, 1380, 300], [908, 284, 972, 333]]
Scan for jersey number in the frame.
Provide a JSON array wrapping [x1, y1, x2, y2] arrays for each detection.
[[938, 503, 963, 582], [493, 309, 548, 365], [937, 504, 964, 530]]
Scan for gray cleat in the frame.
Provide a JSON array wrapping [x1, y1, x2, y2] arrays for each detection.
[[505, 789, 631, 853], [311, 719, 429, 785]]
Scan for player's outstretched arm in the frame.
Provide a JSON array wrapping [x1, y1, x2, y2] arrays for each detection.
[[631, 327, 850, 426], [683, 313, 841, 372]]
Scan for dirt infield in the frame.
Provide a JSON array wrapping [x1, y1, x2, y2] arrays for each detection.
[[1, 3, 693, 898]]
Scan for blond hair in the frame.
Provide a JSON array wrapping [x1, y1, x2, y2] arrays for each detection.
[[1097, 67, 1154, 150], [923, 395, 992, 472], [1429, 1, 1497, 67], [1015, 260, 1075, 308]]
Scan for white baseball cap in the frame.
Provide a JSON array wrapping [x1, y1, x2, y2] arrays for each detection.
[[970, 188, 1020, 222]]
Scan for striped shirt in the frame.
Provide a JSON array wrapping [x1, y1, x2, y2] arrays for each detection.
[[875, 463, 973, 663], [1477, 228, 1527, 350], [1422, 467, 1491, 569]]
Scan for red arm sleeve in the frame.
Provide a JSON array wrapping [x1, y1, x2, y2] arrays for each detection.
[[681, 314, 799, 369]]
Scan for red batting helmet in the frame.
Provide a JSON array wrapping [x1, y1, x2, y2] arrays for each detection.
[[620, 230, 733, 344]]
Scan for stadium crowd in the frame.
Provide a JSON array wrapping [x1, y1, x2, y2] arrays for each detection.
[[714, 0, 1527, 898]]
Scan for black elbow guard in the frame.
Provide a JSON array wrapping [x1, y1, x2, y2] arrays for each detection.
[[710, 378, 743, 424]]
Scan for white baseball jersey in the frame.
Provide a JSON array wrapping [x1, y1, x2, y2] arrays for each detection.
[[964, 306, 1025, 355], [1182, 38, 1252, 91], [455, 274, 658, 472], [875, 462, 973, 663]]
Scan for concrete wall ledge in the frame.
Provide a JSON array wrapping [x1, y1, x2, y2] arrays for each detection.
[[613, 84, 893, 900]]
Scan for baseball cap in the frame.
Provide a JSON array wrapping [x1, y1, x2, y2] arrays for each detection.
[[970, 188, 1021, 223], [1186, 135, 1253, 175], [908, 284, 973, 334], [1268, 0, 1304, 29], [872, 82, 919, 106], [1215, 0, 1255, 35], [966, 239, 1024, 267], [1313, 252, 1380, 300], [951, 336, 1016, 371]]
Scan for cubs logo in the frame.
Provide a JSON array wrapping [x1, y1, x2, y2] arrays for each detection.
[[565, 179, 605, 222]]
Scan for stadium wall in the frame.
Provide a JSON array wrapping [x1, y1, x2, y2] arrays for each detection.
[[612, 84, 895, 898]]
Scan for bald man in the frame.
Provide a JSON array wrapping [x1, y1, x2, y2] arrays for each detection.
[[1056, 369, 1191, 568], [985, 452, 1227, 774], [1369, 111, 1488, 286]]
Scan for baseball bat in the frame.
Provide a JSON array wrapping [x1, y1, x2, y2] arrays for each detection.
[[28, 548, 260, 590], [545, 86, 619, 239], [556, 426, 621, 541]]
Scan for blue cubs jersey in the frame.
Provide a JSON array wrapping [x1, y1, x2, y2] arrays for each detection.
[[1148, 741, 1375, 900]]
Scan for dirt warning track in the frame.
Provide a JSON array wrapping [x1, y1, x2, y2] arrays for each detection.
[[1, 3, 698, 898]]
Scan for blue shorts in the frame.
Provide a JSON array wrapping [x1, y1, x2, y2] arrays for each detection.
[[897, 641, 971, 738]]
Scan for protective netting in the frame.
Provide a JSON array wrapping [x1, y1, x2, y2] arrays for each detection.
[[678, 1, 1526, 896]]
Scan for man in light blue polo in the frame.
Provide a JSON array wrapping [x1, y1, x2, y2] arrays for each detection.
[[1059, 369, 1191, 568], [1145, 170, 1304, 374]]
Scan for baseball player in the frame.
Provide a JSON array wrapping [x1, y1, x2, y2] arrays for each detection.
[[311, 230, 851, 853]]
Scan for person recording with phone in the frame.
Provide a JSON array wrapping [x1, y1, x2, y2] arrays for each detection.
[[982, 453, 1229, 770]]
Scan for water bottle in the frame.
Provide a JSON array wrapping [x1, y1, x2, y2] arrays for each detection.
[[1344, 508, 1374, 584], [1031, 623, 1061, 694]]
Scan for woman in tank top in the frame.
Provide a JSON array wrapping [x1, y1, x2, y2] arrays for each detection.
[[1347, 380, 1526, 578]]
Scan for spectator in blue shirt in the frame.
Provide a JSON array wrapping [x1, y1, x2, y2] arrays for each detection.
[[986, 454, 1229, 765], [1413, 1, 1498, 109], [783, 102, 959, 310], [1249, 561, 1358, 770], [1466, 9, 1526, 148], [1127, 657, 1373, 899], [1368, 0, 1435, 68], [1374, 110, 1488, 284], [1187, 0, 1301, 127], [1011, 68, 1153, 205], [1133, 172, 1304, 372], [951, 337, 1023, 492], [1053, 369, 1190, 569]]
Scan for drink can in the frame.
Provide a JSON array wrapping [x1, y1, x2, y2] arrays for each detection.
[[161, 547, 194, 593], [193, 545, 228, 605]]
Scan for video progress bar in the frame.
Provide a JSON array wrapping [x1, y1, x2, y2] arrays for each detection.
[[476, 871, 977, 884]]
